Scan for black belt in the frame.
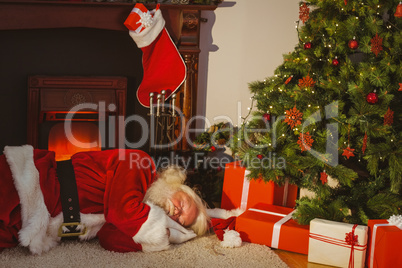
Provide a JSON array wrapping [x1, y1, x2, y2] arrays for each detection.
[[56, 159, 86, 239]]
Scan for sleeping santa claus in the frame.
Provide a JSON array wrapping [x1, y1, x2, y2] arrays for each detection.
[[0, 145, 210, 254]]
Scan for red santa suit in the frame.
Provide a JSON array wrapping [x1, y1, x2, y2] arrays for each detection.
[[0, 145, 171, 254]]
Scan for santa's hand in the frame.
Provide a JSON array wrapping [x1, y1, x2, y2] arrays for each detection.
[[166, 217, 196, 244]]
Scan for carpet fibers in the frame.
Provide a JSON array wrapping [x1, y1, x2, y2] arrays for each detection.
[[0, 234, 288, 268]]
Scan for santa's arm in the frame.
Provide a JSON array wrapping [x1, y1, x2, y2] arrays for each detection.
[[103, 150, 170, 252]]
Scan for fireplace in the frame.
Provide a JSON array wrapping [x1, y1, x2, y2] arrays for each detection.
[[0, 1, 220, 153], [27, 75, 127, 161]]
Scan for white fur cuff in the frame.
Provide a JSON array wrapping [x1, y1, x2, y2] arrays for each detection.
[[133, 202, 170, 252], [4, 145, 55, 255], [129, 9, 165, 48], [206, 208, 245, 220]]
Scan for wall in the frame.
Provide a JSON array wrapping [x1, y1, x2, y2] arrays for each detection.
[[198, 0, 300, 130]]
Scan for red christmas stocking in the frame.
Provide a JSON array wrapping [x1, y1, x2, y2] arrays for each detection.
[[125, 4, 186, 108]]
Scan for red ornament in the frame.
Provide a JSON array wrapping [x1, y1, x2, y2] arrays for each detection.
[[348, 38, 359, 50], [384, 107, 394, 126], [370, 33, 383, 57], [342, 146, 355, 159], [297, 131, 314, 152], [366, 92, 379, 104], [298, 74, 316, 89], [285, 76, 293, 85], [284, 106, 303, 129], [320, 171, 328, 185], [263, 113, 271, 122], [299, 3, 310, 23], [210, 146, 216, 152], [304, 42, 312, 50], [257, 154, 264, 160], [217, 166, 223, 172], [332, 58, 340, 66], [395, 2, 402, 18], [399, 83, 402, 91], [362, 132, 367, 155]]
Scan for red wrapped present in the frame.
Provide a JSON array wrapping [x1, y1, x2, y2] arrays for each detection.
[[221, 161, 298, 210], [124, 3, 160, 33], [367, 215, 402, 268], [235, 203, 309, 254]]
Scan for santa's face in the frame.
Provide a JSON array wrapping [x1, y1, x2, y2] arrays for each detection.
[[168, 191, 198, 227]]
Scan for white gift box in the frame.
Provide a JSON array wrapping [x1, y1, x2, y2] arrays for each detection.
[[308, 218, 368, 268]]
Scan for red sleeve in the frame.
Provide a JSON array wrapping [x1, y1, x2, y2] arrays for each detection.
[[102, 150, 156, 238]]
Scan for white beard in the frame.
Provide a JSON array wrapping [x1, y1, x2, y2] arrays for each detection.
[[143, 177, 178, 216]]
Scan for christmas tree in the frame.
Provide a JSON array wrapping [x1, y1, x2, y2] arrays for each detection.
[[231, 0, 402, 225]]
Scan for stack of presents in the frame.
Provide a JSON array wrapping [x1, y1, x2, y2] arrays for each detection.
[[219, 161, 402, 268]]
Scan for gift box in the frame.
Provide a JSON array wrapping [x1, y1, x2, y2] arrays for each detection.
[[308, 218, 368, 268], [235, 203, 309, 254], [124, 3, 159, 32], [221, 161, 298, 210], [366, 216, 402, 268]]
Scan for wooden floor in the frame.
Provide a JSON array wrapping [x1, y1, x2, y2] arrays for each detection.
[[273, 249, 334, 268]]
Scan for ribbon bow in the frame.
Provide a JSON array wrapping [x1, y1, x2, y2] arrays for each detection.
[[345, 224, 358, 268], [137, 10, 154, 30]]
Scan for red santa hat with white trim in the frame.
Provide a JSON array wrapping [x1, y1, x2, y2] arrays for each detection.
[[207, 208, 244, 248], [125, 4, 186, 107]]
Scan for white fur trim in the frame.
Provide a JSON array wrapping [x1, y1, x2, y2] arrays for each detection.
[[133, 202, 170, 252], [206, 208, 245, 220], [221, 229, 242, 248], [129, 9, 165, 48], [4, 145, 56, 254], [79, 213, 106, 240]]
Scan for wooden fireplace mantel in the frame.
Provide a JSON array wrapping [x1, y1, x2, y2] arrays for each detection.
[[0, 0, 221, 151], [0, 1, 219, 48]]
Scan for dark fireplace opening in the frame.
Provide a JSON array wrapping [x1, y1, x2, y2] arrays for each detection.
[[28, 75, 127, 160]]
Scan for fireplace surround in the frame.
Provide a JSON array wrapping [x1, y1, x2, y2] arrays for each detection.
[[0, 1, 220, 153]]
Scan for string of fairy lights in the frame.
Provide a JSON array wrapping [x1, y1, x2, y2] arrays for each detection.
[[236, 0, 400, 162]]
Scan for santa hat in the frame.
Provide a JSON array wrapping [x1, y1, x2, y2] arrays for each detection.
[[125, 4, 186, 108], [207, 208, 244, 248]]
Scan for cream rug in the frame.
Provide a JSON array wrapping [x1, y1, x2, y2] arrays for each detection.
[[0, 234, 288, 268]]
